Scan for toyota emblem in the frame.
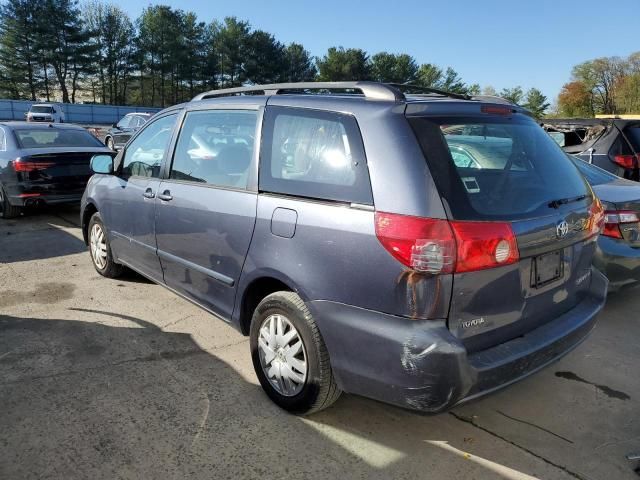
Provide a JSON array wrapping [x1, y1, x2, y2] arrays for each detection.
[[556, 220, 569, 238]]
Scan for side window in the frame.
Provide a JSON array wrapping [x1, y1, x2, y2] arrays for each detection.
[[170, 109, 257, 189], [122, 113, 177, 178], [260, 107, 372, 204]]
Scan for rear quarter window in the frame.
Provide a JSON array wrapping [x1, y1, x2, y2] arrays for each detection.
[[408, 114, 592, 220], [259, 106, 373, 205]]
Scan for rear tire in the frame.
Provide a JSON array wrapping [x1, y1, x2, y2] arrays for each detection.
[[250, 291, 341, 415], [88, 212, 123, 278], [0, 186, 21, 219], [105, 137, 114, 150]]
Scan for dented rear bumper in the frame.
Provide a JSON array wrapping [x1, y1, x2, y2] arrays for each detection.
[[308, 267, 608, 413]]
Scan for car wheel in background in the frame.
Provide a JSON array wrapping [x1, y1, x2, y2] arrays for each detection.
[[88, 212, 123, 278], [105, 137, 115, 150], [0, 185, 21, 219], [250, 291, 342, 415]]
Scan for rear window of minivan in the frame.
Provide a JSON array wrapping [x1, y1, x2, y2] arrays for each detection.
[[409, 114, 592, 220]]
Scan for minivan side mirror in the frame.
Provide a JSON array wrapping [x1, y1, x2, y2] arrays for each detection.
[[91, 154, 114, 174]]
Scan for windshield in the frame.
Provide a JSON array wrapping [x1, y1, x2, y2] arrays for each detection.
[[570, 156, 618, 186], [16, 129, 103, 149], [408, 114, 592, 220], [30, 106, 54, 114]]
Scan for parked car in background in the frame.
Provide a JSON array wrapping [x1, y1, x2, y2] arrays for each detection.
[[543, 116, 640, 181], [82, 81, 607, 415], [0, 122, 113, 218], [571, 156, 640, 292], [104, 113, 152, 151], [25, 103, 65, 123]]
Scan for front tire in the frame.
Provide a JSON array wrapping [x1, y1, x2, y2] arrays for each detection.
[[88, 212, 123, 278], [0, 186, 21, 219], [250, 291, 341, 415], [105, 137, 114, 150]]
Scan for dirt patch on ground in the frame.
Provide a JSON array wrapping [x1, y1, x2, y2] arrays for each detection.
[[0, 282, 75, 308]]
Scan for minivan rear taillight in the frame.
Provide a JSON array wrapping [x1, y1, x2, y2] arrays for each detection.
[[612, 154, 639, 169], [375, 212, 519, 274], [602, 210, 639, 238]]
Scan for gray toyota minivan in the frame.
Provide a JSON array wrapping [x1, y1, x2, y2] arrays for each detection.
[[81, 82, 607, 415]]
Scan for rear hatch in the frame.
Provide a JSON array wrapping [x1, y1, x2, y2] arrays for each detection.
[[408, 106, 602, 352]]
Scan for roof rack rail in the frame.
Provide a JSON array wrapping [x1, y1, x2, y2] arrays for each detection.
[[192, 81, 405, 102], [387, 83, 470, 100], [470, 95, 517, 106]]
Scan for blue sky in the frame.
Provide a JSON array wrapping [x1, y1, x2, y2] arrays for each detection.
[[115, 0, 640, 102]]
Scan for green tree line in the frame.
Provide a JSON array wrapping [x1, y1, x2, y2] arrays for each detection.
[[0, 0, 550, 116], [556, 52, 640, 117]]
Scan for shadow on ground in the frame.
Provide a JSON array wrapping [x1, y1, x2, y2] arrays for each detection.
[[0, 204, 85, 263], [0, 311, 551, 480]]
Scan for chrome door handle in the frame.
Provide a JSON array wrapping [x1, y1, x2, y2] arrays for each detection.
[[158, 190, 173, 201], [142, 188, 155, 199]]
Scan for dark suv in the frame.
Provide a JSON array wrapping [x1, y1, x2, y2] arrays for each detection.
[[543, 117, 640, 181], [81, 82, 607, 415]]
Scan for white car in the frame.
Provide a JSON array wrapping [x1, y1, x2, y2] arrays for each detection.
[[25, 104, 65, 123]]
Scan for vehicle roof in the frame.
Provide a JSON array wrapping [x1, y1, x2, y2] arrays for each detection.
[[30, 103, 58, 107], [125, 112, 152, 116], [179, 82, 531, 116], [0, 122, 86, 131], [177, 93, 531, 119]]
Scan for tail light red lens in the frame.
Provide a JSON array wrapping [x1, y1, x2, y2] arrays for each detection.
[[375, 213, 456, 274], [11, 159, 55, 172], [587, 198, 605, 237], [449, 221, 519, 273], [602, 209, 639, 239], [612, 154, 639, 169], [375, 212, 519, 274]]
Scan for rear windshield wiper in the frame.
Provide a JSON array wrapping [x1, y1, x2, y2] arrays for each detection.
[[548, 194, 587, 209]]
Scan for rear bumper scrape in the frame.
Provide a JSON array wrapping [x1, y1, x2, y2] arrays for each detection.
[[308, 267, 607, 414]]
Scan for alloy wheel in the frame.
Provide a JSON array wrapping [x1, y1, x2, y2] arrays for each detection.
[[258, 314, 308, 396]]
